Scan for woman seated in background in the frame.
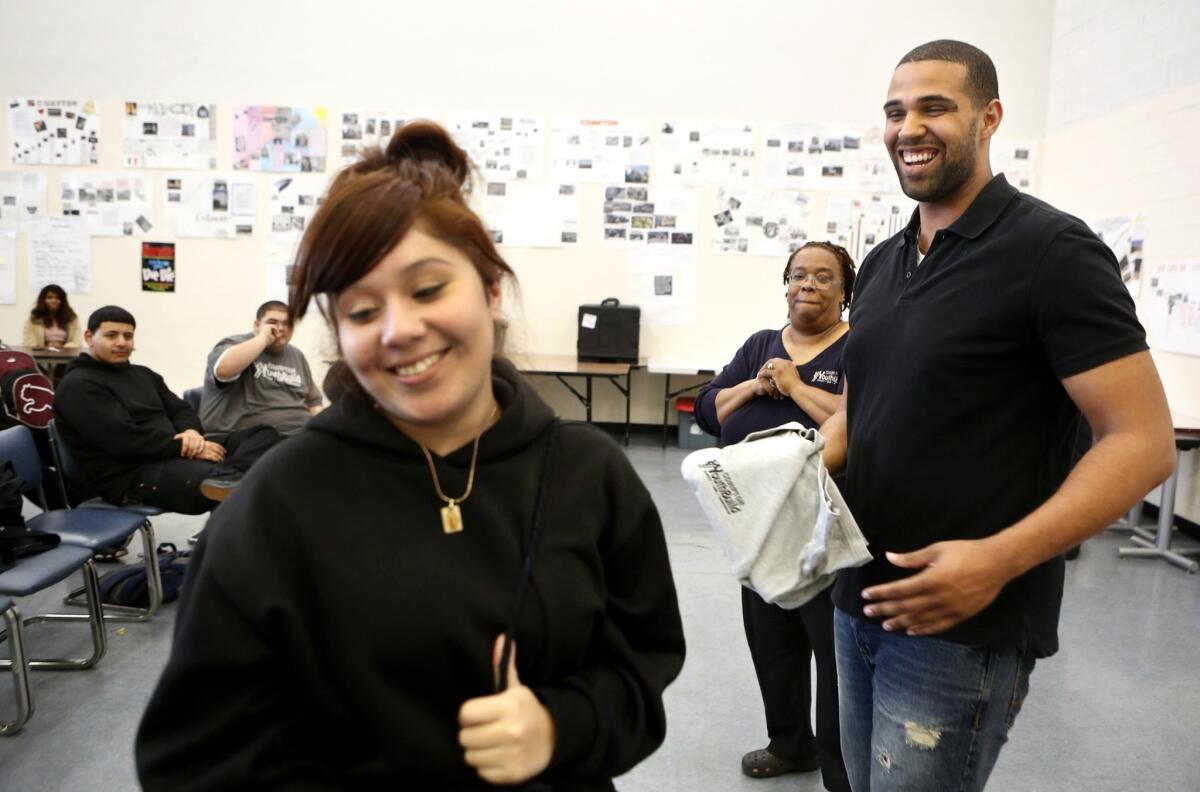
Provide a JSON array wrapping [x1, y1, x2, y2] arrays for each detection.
[[23, 283, 81, 350], [136, 122, 686, 791], [693, 241, 856, 792]]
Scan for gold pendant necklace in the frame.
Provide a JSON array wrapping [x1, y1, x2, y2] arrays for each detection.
[[418, 405, 497, 535]]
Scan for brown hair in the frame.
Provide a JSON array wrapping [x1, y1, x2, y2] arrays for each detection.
[[288, 122, 515, 397], [290, 121, 514, 323], [783, 241, 857, 312]]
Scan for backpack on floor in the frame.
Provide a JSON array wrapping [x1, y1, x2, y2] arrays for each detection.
[[96, 543, 192, 607]]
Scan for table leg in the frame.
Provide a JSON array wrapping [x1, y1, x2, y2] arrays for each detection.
[[661, 374, 671, 448], [586, 377, 593, 423], [1119, 446, 1200, 573], [624, 369, 632, 447]]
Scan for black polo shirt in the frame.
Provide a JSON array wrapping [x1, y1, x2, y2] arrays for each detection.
[[834, 174, 1147, 657]]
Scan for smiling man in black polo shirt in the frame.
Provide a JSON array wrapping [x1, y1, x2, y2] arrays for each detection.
[[819, 40, 1176, 791]]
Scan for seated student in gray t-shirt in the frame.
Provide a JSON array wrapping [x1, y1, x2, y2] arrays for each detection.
[[200, 301, 324, 442]]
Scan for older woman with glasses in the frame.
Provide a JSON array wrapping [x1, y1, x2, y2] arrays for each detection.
[[694, 241, 856, 792]]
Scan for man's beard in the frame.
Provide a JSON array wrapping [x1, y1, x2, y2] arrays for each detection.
[[893, 119, 978, 203]]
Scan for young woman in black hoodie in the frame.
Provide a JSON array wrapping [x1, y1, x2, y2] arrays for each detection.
[[136, 122, 686, 791]]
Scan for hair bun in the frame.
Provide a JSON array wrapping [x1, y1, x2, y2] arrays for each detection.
[[384, 121, 471, 187]]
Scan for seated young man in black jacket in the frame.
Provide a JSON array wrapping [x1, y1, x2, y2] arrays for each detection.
[[53, 306, 280, 514]]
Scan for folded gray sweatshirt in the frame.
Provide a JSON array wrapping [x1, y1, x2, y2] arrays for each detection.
[[681, 422, 872, 609]]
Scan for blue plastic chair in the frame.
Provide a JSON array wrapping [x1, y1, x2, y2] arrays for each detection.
[[1, 425, 160, 622], [182, 387, 203, 414], [0, 545, 106, 736]]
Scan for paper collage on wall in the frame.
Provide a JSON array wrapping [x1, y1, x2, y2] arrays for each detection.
[[761, 123, 862, 191], [819, 192, 915, 261], [549, 116, 653, 184], [232, 106, 328, 172], [27, 216, 91, 294], [450, 113, 544, 182], [601, 184, 698, 248], [8, 98, 101, 165], [711, 187, 812, 256], [164, 174, 256, 238], [1144, 259, 1200, 357], [0, 171, 47, 231], [478, 182, 580, 247], [60, 171, 154, 237], [122, 101, 217, 169], [656, 120, 756, 186], [1089, 215, 1147, 299], [340, 108, 437, 167], [267, 174, 330, 300]]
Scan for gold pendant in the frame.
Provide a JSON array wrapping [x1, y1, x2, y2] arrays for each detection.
[[440, 502, 464, 534]]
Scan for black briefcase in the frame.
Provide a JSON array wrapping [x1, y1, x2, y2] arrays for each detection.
[[577, 298, 640, 363]]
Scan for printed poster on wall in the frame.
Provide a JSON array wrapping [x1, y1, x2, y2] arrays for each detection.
[[0, 232, 15, 305], [1089, 215, 1148, 299], [123, 101, 217, 169], [992, 140, 1038, 194], [27, 216, 91, 294], [711, 187, 812, 257], [478, 182, 580, 247], [656, 119, 756, 186], [601, 184, 699, 248], [1144, 259, 1200, 357], [141, 242, 176, 292], [857, 127, 902, 194], [7, 98, 101, 165], [628, 247, 698, 326], [0, 171, 48, 231], [232, 106, 328, 172], [163, 174, 256, 238], [267, 174, 330, 300], [549, 116, 653, 184], [449, 113, 545, 182], [340, 108, 437, 167], [60, 172, 155, 237]]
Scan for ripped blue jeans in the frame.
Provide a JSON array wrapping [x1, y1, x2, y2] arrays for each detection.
[[834, 609, 1035, 792]]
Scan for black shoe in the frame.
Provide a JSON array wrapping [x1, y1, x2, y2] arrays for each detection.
[[741, 748, 819, 778]]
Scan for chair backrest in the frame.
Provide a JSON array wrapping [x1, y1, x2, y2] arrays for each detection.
[[182, 387, 202, 414], [0, 425, 43, 491], [47, 419, 80, 480]]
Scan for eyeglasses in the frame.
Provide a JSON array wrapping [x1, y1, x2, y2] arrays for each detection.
[[785, 271, 842, 289]]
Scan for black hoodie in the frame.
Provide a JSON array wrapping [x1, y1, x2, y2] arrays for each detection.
[[53, 353, 203, 501], [136, 359, 686, 790]]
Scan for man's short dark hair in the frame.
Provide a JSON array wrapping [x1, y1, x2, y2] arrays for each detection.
[[256, 300, 290, 321], [897, 39, 999, 109], [87, 305, 136, 332]]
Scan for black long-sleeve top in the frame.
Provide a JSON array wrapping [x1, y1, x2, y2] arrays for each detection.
[[136, 359, 685, 790], [52, 353, 202, 501]]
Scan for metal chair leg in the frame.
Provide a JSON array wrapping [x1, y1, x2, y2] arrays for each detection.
[[63, 520, 163, 621], [0, 604, 32, 736], [4, 560, 109, 670]]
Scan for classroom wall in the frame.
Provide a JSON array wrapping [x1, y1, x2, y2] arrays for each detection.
[[0, 0, 1055, 425], [1041, 0, 1200, 523]]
